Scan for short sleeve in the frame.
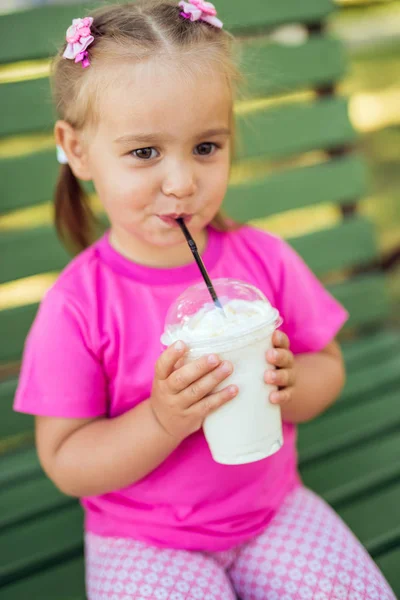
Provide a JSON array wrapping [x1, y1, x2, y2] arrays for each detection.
[[274, 238, 349, 355], [14, 288, 107, 418]]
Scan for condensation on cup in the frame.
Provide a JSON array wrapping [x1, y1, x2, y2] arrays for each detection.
[[161, 278, 284, 465]]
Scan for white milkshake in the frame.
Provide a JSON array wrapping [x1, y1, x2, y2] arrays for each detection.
[[162, 279, 284, 465]]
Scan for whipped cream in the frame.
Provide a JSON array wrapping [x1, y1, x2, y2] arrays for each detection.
[[161, 298, 278, 346]]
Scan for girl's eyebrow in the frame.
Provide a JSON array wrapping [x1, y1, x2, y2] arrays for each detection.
[[114, 128, 231, 144]]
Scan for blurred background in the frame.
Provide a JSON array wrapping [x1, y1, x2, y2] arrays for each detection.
[[1, 0, 400, 313]]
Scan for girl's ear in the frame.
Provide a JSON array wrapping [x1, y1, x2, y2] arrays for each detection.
[[54, 121, 92, 181]]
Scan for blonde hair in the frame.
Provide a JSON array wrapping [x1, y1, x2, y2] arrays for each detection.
[[52, 0, 242, 252]]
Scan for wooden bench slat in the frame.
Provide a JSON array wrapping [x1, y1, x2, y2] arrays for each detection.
[[338, 480, 400, 555], [0, 226, 70, 285], [0, 150, 56, 214], [289, 216, 377, 277], [300, 428, 400, 506], [298, 388, 400, 464], [0, 475, 72, 532], [0, 503, 83, 586], [225, 153, 367, 222], [0, 0, 334, 64], [0, 379, 33, 439], [220, 0, 334, 32], [341, 329, 400, 368], [1, 557, 85, 600], [0, 304, 38, 364], [0, 215, 375, 285], [237, 96, 355, 160], [0, 447, 40, 488], [338, 353, 400, 406], [329, 273, 391, 328], [243, 36, 345, 97], [0, 78, 53, 137], [376, 547, 400, 598]]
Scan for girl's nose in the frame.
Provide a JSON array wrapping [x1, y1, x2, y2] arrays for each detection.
[[161, 162, 196, 199]]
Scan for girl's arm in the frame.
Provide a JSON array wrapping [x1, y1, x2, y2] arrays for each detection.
[[36, 341, 236, 497], [266, 333, 345, 424], [36, 400, 180, 498]]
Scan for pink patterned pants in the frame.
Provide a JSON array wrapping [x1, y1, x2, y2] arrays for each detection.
[[85, 486, 395, 600]]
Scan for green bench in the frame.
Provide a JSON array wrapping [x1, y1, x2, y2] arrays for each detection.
[[1, 1, 400, 598]]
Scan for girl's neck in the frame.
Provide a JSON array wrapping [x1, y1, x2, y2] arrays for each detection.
[[108, 226, 208, 269]]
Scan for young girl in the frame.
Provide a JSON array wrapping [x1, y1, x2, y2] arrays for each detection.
[[14, 2, 395, 599]]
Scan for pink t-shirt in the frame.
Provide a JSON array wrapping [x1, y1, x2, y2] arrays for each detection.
[[14, 225, 348, 551]]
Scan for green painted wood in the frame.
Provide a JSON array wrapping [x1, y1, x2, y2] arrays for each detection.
[[0, 475, 72, 532], [338, 353, 400, 406], [0, 447, 40, 488], [298, 388, 400, 464], [215, 0, 335, 32], [341, 329, 400, 368], [225, 153, 367, 222], [0, 78, 54, 137], [0, 378, 33, 439], [289, 217, 377, 277], [0, 0, 334, 64], [328, 273, 391, 329], [243, 36, 346, 97], [0, 503, 83, 586], [236, 97, 355, 161], [300, 428, 400, 506], [0, 304, 38, 364], [0, 215, 376, 286], [338, 480, 400, 555], [376, 548, 400, 598], [1, 557, 85, 600], [0, 226, 71, 284], [0, 150, 57, 214]]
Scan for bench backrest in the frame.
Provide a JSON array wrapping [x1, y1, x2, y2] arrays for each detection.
[[0, 0, 391, 451]]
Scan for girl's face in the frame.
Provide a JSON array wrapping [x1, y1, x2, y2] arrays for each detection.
[[84, 59, 232, 265]]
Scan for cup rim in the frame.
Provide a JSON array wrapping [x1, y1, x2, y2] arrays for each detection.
[[183, 310, 283, 351]]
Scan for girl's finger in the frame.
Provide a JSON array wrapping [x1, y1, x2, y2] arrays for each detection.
[[168, 354, 222, 394], [190, 384, 238, 418], [155, 341, 187, 380], [270, 387, 293, 405], [266, 348, 294, 368], [272, 330, 290, 349], [181, 361, 234, 407], [265, 368, 295, 388]]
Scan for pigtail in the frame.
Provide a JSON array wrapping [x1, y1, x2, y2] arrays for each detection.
[[54, 164, 97, 253]]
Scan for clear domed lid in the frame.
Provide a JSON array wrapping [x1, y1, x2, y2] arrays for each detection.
[[161, 278, 281, 347]]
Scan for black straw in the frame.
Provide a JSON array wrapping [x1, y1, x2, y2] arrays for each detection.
[[176, 218, 224, 312]]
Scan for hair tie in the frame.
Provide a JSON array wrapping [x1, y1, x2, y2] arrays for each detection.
[[56, 145, 69, 165], [63, 17, 94, 68], [179, 1, 223, 28]]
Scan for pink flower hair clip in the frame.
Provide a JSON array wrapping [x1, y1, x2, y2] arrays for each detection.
[[63, 17, 94, 68], [178, 0, 223, 28]]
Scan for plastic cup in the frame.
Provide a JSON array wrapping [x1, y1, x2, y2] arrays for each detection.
[[161, 279, 284, 465]]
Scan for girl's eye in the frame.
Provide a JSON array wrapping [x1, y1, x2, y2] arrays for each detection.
[[131, 147, 158, 160], [195, 142, 217, 156]]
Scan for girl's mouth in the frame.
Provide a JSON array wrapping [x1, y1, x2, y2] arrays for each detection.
[[158, 214, 193, 227]]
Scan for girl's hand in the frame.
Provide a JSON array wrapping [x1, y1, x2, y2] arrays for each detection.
[[150, 341, 238, 441], [264, 331, 295, 407]]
